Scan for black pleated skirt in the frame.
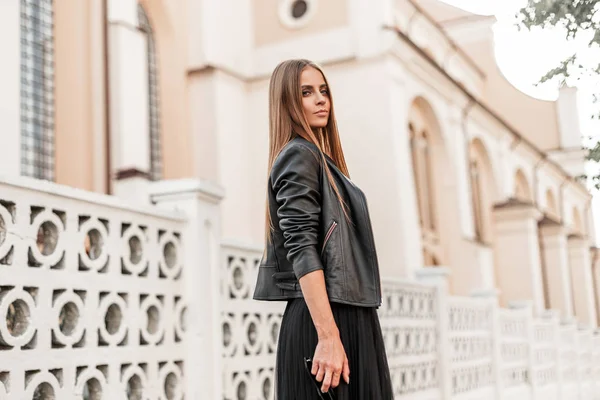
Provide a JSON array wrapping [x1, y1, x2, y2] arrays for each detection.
[[275, 298, 394, 399]]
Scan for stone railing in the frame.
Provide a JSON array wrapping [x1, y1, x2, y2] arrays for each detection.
[[2, 177, 600, 400], [221, 244, 600, 400], [379, 279, 440, 398], [447, 295, 495, 399], [531, 313, 560, 399], [0, 176, 189, 399], [498, 306, 531, 397], [221, 241, 284, 400]]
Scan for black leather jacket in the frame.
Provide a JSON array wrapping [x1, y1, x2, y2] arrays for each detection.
[[253, 136, 382, 307]]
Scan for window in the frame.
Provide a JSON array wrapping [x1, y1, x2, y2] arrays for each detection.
[[423, 249, 440, 266], [279, 0, 318, 29], [20, 0, 55, 181], [138, 4, 162, 181], [469, 139, 497, 244], [409, 119, 440, 265], [514, 170, 532, 202], [470, 159, 484, 241], [291, 0, 308, 18], [410, 124, 436, 232]]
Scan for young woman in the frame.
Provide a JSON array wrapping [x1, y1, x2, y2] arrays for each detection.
[[253, 59, 393, 399]]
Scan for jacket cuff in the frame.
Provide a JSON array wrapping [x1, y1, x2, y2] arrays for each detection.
[[293, 247, 324, 280]]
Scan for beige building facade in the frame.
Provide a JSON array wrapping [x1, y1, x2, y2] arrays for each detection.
[[1, 0, 598, 327]]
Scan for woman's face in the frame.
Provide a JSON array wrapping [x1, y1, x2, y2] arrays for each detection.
[[300, 67, 330, 129]]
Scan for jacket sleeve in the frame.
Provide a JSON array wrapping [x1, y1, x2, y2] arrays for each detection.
[[271, 143, 324, 280]]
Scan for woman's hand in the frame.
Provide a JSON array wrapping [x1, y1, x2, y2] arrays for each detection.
[[311, 330, 350, 393], [298, 270, 350, 393]]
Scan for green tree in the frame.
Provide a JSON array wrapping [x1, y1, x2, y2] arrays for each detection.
[[517, 0, 600, 186]]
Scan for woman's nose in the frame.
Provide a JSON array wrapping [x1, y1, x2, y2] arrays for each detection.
[[315, 93, 326, 105]]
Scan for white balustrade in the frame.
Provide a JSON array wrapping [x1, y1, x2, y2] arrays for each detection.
[[576, 329, 593, 399], [531, 314, 559, 400], [2, 175, 600, 400], [447, 296, 495, 400], [379, 278, 441, 399], [594, 333, 600, 400], [221, 241, 284, 400], [499, 305, 532, 400], [559, 323, 579, 399], [0, 176, 188, 399]]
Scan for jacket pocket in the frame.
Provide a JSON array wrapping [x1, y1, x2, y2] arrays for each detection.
[[253, 265, 283, 299], [272, 270, 300, 292], [321, 220, 338, 256], [275, 282, 299, 291]]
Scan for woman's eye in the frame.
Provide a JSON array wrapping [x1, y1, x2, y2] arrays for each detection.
[[302, 91, 311, 96], [321, 90, 329, 96]]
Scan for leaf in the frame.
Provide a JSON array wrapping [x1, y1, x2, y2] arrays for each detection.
[[538, 54, 576, 84], [586, 141, 600, 162]]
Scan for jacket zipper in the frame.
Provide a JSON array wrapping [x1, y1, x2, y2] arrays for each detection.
[[321, 221, 338, 256]]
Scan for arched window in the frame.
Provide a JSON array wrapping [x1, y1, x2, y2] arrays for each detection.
[[409, 123, 436, 232], [20, 0, 55, 180], [409, 108, 440, 266], [138, 4, 162, 181], [470, 158, 484, 240], [514, 170, 532, 202], [468, 139, 497, 244]]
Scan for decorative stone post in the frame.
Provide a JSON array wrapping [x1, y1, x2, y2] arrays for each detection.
[[416, 267, 452, 399], [472, 288, 502, 400], [508, 301, 536, 400], [150, 179, 225, 400]]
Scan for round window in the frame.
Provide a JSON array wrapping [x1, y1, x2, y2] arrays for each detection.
[[291, 0, 308, 19], [279, 0, 318, 29]]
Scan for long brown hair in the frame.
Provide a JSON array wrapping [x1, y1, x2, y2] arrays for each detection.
[[265, 59, 350, 244]]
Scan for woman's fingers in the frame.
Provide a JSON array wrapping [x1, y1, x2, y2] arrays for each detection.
[[315, 362, 326, 383], [343, 355, 350, 384], [331, 369, 341, 389], [321, 368, 333, 393], [311, 359, 319, 376]]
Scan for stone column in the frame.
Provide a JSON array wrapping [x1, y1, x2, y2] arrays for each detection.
[[493, 200, 545, 314], [538, 217, 574, 320], [107, 0, 151, 202], [567, 235, 597, 327]]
